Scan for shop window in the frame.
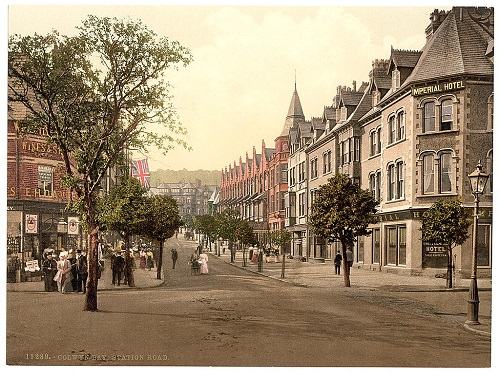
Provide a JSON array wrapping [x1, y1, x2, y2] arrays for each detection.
[[440, 99, 453, 131], [439, 152, 452, 193], [372, 228, 380, 264], [477, 224, 491, 267], [38, 165, 54, 196], [423, 102, 435, 132], [385, 225, 406, 266]]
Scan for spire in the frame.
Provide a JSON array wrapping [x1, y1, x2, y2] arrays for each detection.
[[278, 80, 305, 138], [294, 69, 297, 91]]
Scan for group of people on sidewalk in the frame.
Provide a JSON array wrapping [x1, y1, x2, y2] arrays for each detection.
[[189, 246, 209, 275], [42, 249, 88, 293]]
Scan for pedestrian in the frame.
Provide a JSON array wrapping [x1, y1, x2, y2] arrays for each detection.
[[42, 251, 57, 292], [171, 249, 178, 269], [199, 250, 209, 275], [346, 247, 354, 268], [53, 251, 72, 293], [146, 250, 154, 270], [68, 249, 78, 292], [334, 250, 342, 275], [222, 247, 226, 255], [76, 249, 88, 293], [190, 252, 200, 275], [139, 249, 147, 269], [249, 248, 254, 261], [112, 251, 125, 286]]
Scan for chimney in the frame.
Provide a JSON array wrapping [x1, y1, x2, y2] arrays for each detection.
[[425, 9, 447, 41], [352, 80, 357, 92]]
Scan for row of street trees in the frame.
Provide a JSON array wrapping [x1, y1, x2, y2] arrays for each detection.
[[9, 15, 192, 310], [98, 176, 182, 283]]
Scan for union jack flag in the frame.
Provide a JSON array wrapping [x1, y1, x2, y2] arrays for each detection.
[[130, 158, 151, 188]]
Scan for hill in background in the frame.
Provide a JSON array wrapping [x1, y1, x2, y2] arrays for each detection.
[[150, 169, 221, 186]]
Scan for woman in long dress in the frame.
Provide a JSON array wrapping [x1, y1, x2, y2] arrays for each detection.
[[53, 251, 72, 293], [199, 251, 209, 275]]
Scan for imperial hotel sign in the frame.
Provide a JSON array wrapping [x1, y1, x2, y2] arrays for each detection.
[[412, 80, 465, 96]]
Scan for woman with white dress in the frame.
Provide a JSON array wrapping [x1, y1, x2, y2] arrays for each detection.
[[53, 251, 72, 293], [199, 251, 209, 275]]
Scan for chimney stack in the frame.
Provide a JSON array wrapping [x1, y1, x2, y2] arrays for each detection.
[[352, 80, 357, 92], [425, 9, 447, 41]]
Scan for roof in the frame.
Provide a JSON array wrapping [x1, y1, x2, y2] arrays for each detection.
[[255, 153, 262, 165], [373, 75, 392, 90], [265, 147, 275, 160], [389, 48, 422, 71], [333, 85, 372, 132], [311, 117, 325, 130], [323, 106, 335, 120], [340, 90, 364, 107], [280, 84, 306, 137], [402, 7, 493, 87]]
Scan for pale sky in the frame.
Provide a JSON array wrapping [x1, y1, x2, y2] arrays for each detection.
[[9, 4, 438, 171]]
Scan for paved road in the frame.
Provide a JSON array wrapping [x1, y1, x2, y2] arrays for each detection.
[[7, 238, 490, 366]]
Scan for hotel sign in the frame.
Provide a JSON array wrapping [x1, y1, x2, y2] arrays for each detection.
[[412, 80, 465, 97]]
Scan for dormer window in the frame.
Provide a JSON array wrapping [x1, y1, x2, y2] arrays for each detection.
[[340, 106, 347, 121], [372, 91, 380, 107], [392, 69, 400, 90]]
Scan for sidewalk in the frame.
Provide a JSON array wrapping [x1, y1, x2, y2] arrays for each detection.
[[6, 265, 163, 293], [208, 249, 492, 336]]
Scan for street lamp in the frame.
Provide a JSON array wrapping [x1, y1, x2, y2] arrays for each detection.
[[466, 161, 489, 325]]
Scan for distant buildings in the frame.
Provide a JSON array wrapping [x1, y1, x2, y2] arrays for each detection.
[[219, 7, 493, 278]]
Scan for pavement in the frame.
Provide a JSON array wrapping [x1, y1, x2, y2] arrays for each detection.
[[207, 245, 492, 336], [6, 237, 491, 366]]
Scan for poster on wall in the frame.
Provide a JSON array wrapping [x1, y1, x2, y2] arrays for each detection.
[[67, 216, 80, 235], [25, 214, 38, 234]]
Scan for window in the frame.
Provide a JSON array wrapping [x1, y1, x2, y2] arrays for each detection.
[[38, 165, 53, 196], [392, 69, 400, 89], [439, 152, 452, 193], [372, 228, 380, 264], [486, 150, 493, 194], [370, 131, 377, 156], [388, 116, 396, 144], [397, 111, 405, 140], [298, 162, 306, 182], [487, 94, 494, 130], [281, 165, 288, 183], [310, 190, 316, 205], [477, 224, 491, 267], [387, 164, 396, 200], [376, 128, 382, 153], [298, 193, 306, 217], [356, 236, 364, 264], [310, 158, 318, 179], [279, 192, 285, 211], [423, 154, 435, 194], [386, 225, 406, 266], [342, 140, 349, 165], [376, 171, 381, 202], [372, 91, 380, 107], [354, 137, 360, 161], [369, 172, 381, 202], [323, 151, 332, 173], [440, 99, 453, 131], [396, 161, 404, 199], [423, 102, 435, 132]]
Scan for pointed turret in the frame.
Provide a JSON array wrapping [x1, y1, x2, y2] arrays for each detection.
[[279, 83, 305, 137]]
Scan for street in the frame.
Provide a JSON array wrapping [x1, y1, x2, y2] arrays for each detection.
[[7, 238, 490, 366]]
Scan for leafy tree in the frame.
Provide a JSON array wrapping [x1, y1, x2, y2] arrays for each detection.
[[309, 174, 378, 287], [97, 176, 147, 287], [143, 195, 183, 280], [271, 229, 292, 279], [194, 214, 218, 251], [8, 16, 192, 311], [421, 199, 471, 288], [236, 220, 255, 267], [216, 209, 240, 263]]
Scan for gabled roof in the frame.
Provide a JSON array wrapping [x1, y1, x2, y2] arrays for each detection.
[[280, 84, 306, 137], [340, 90, 364, 107], [388, 48, 422, 72], [255, 153, 262, 166], [323, 106, 335, 120], [311, 117, 325, 130], [333, 85, 371, 132], [402, 7, 493, 87], [264, 147, 275, 160]]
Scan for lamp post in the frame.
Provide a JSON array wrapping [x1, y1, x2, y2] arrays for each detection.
[[466, 161, 489, 325]]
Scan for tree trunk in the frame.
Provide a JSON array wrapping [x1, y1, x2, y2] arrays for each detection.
[[242, 247, 247, 267], [84, 207, 99, 311], [157, 239, 164, 280], [341, 241, 350, 287], [446, 246, 453, 289], [229, 241, 234, 263], [281, 244, 286, 279], [125, 234, 135, 287]]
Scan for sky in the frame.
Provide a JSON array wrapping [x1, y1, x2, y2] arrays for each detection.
[[8, 3, 439, 172]]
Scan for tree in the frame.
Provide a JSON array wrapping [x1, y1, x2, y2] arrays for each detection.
[[217, 209, 240, 263], [97, 176, 147, 287], [421, 199, 471, 289], [271, 229, 291, 279], [309, 175, 378, 287], [194, 214, 218, 251], [9, 16, 192, 311], [143, 195, 183, 280], [236, 220, 255, 267]]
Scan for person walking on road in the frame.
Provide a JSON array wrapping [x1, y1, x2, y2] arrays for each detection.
[[112, 251, 125, 286], [171, 249, 178, 269], [199, 250, 209, 275], [42, 251, 57, 292], [76, 249, 88, 293], [146, 250, 155, 270], [334, 250, 342, 275], [346, 247, 354, 268], [53, 251, 72, 293]]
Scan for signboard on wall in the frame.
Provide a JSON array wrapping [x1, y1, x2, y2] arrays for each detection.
[[25, 214, 38, 234], [422, 243, 448, 268], [67, 217, 80, 235]]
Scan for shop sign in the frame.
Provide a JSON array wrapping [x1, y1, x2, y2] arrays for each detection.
[[422, 243, 448, 268], [24, 260, 40, 272], [412, 80, 465, 97], [67, 216, 80, 235], [25, 214, 38, 234]]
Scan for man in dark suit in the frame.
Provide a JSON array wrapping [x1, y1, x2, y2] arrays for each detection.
[[76, 249, 88, 293], [112, 252, 125, 286], [42, 251, 58, 292]]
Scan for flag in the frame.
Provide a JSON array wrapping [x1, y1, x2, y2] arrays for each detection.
[[130, 158, 150, 188]]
